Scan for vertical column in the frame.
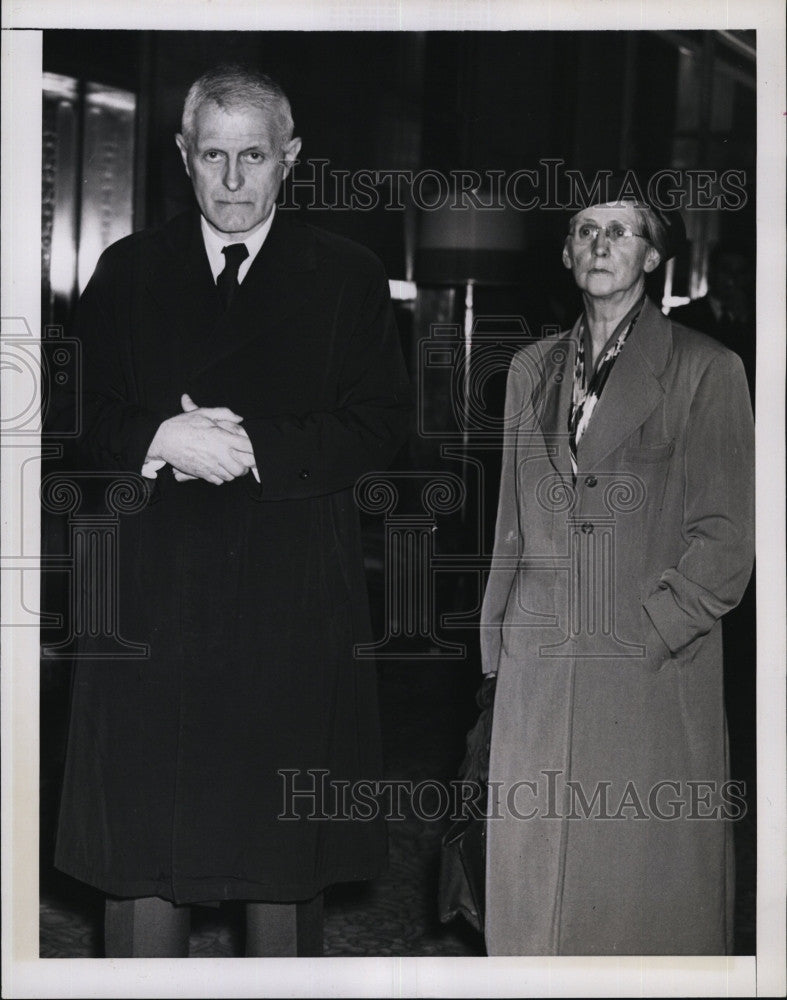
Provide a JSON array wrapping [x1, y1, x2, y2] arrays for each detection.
[[40, 473, 149, 659], [354, 472, 466, 659], [539, 472, 646, 659]]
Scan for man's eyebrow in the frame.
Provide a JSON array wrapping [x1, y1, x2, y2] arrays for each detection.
[[195, 140, 271, 152]]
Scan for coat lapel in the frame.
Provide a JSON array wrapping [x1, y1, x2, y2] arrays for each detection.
[[141, 209, 318, 382], [535, 323, 579, 481], [577, 297, 672, 471], [186, 211, 318, 381], [141, 211, 222, 374]]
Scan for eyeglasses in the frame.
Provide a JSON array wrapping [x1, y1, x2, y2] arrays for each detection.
[[570, 222, 647, 244]]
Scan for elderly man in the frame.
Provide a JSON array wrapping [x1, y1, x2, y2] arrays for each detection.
[[53, 64, 409, 957]]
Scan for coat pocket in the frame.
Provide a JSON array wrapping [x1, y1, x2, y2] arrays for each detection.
[[622, 440, 675, 463]]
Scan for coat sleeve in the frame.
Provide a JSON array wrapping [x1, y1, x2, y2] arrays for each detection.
[[241, 257, 410, 501], [642, 349, 755, 655], [479, 354, 529, 676], [49, 249, 167, 474]]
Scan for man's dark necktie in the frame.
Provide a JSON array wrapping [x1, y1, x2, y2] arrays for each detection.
[[216, 243, 249, 310]]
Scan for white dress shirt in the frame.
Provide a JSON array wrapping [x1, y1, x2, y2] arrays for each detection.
[[141, 206, 276, 481], [199, 205, 275, 283]]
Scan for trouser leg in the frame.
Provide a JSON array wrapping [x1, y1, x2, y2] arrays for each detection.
[[104, 895, 190, 957], [245, 893, 324, 957]]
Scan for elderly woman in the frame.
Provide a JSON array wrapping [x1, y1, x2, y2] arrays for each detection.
[[480, 191, 754, 955]]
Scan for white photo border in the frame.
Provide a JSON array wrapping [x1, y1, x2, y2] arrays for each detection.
[[2, 1, 784, 997]]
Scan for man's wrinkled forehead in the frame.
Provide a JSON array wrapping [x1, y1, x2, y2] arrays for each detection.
[[190, 100, 281, 147]]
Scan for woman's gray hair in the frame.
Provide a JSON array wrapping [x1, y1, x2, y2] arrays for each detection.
[[632, 204, 668, 260], [181, 64, 294, 148]]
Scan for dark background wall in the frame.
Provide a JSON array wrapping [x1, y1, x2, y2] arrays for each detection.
[[42, 29, 756, 265]]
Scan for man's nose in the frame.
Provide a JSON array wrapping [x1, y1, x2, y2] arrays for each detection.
[[223, 158, 244, 191]]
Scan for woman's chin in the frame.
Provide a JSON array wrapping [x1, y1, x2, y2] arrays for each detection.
[[582, 273, 616, 295]]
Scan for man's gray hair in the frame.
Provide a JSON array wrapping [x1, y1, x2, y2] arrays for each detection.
[[181, 64, 294, 148]]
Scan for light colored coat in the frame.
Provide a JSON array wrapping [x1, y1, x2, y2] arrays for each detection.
[[481, 297, 754, 955]]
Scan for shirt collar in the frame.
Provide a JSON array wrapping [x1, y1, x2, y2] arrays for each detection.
[[200, 205, 276, 284]]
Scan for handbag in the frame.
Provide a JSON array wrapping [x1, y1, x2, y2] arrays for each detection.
[[437, 674, 496, 934]]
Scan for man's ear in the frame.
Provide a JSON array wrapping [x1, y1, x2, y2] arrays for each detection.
[[562, 244, 573, 270], [643, 246, 662, 273], [281, 136, 302, 178], [175, 134, 191, 177]]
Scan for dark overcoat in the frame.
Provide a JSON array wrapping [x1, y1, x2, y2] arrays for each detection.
[[480, 298, 754, 954], [54, 210, 410, 904]]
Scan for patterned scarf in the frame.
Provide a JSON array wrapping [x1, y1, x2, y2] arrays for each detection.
[[568, 306, 642, 479]]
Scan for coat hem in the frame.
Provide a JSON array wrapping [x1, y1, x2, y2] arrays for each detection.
[[54, 860, 388, 905]]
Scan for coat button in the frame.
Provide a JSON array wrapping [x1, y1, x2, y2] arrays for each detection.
[[581, 522, 594, 534], [585, 475, 598, 487], [299, 469, 310, 479]]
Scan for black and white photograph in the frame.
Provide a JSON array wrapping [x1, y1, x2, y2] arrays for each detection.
[[2, 1, 785, 997]]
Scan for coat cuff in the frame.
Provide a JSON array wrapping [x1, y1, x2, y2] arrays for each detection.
[[642, 585, 689, 656]]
